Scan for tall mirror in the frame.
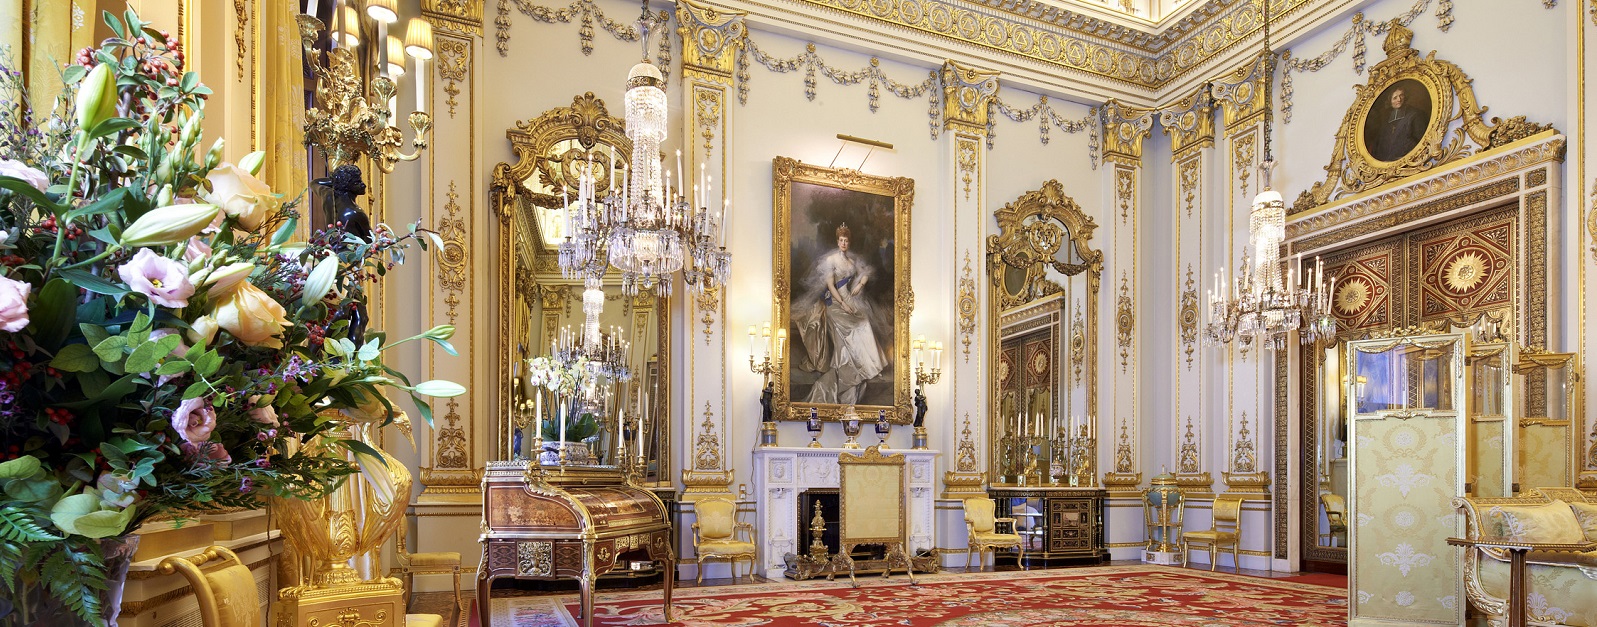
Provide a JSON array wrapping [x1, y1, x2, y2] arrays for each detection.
[[986, 181, 1101, 487], [489, 93, 671, 484]]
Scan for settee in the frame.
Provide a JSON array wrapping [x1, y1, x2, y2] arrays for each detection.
[[1454, 488, 1597, 626]]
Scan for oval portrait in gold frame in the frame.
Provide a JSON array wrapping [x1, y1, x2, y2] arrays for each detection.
[[1358, 77, 1437, 164]]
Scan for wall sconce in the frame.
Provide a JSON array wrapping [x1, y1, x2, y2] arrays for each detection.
[[750, 321, 787, 446]]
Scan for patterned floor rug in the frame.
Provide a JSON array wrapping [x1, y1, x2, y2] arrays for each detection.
[[484, 565, 1349, 626]]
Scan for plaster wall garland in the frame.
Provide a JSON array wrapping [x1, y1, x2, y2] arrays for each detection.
[[495, 0, 673, 81], [988, 95, 1098, 167]]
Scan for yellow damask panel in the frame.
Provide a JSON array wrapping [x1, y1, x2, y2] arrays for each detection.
[[1354, 417, 1463, 623]]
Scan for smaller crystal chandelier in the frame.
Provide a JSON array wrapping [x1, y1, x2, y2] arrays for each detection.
[[557, 0, 731, 297], [1204, 0, 1336, 350], [550, 285, 633, 381]]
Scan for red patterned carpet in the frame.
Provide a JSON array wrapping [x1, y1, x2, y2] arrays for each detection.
[[485, 565, 1348, 626]]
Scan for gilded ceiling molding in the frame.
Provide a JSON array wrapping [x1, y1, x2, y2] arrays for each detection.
[[424, 0, 485, 35], [941, 59, 1000, 132], [1210, 51, 1269, 129], [676, 0, 747, 76], [1290, 22, 1556, 214], [1101, 100, 1154, 164], [787, 0, 1316, 90], [1158, 85, 1215, 158]]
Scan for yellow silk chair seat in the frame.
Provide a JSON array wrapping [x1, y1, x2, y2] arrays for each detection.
[[405, 551, 461, 568], [963, 498, 1025, 572], [405, 614, 444, 627], [693, 497, 756, 584], [698, 540, 757, 555], [1181, 531, 1239, 543]]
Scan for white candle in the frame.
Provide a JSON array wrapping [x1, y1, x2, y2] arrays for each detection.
[[305, 0, 318, 16], [559, 400, 567, 449], [675, 150, 684, 200], [377, 22, 390, 79], [414, 57, 426, 114]]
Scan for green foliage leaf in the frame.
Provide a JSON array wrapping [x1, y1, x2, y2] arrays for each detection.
[[409, 394, 435, 428], [341, 439, 389, 467], [356, 337, 382, 362], [193, 349, 222, 378], [270, 215, 299, 247], [72, 507, 135, 539], [30, 279, 78, 351], [0, 176, 62, 215], [58, 268, 129, 298], [155, 360, 191, 376], [3, 477, 58, 503], [79, 323, 111, 348], [0, 506, 61, 542], [125, 333, 181, 373], [0, 456, 41, 480], [92, 335, 127, 363], [50, 343, 100, 373], [48, 494, 100, 535], [63, 187, 130, 223]]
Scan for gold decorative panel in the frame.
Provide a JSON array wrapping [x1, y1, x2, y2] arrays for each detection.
[[1325, 242, 1397, 333], [1408, 211, 1514, 327]]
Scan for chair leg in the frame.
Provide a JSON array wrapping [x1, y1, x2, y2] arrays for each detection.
[[403, 571, 414, 609], [1018, 543, 1026, 571], [696, 556, 706, 584], [1231, 543, 1239, 571], [965, 545, 974, 571], [453, 567, 463, 611], [1208, 546, 1217, 571]]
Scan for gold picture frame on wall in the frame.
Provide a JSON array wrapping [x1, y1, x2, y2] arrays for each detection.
[[1357, 76, 1438, 165], [772, 157, 914, 423]]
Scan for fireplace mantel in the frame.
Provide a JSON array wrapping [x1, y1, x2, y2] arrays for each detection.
[[751, 446, 941, 578]]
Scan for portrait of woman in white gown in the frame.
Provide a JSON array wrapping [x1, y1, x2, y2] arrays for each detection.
[[783, 179, 898, 409], [792, 223, 886, 405]]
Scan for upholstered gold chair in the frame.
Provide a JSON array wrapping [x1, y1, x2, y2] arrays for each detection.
[[1182, 494, 1244, 571], [692, 497, 756, 584], [391, 523, 464, 611], [963, 497, 1025, 572], [156, 546, 261, 627], [1320, 493, 1348, 547]]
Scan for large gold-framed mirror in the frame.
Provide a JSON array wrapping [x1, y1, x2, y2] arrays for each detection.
[[985, 180, 1101, 487], [489, 93, 672, 484]]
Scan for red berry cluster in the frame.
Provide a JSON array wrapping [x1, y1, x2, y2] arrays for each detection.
[[44, 408, 74, 425], [0, 254, 25, 267]]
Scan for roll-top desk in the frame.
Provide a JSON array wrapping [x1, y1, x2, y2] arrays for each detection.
[[478, 461, 674, 627]]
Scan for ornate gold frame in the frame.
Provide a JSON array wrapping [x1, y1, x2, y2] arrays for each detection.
[[488, 93, 671, 480], [985, 180, 1102, 485], [1292, 22, 1552, 213], [771, 157, 915, 423]]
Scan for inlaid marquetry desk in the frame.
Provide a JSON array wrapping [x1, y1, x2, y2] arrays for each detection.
[[477, 461, 674, 627]]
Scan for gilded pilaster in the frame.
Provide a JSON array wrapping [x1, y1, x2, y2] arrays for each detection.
[[1213, 59, 1272, 495], [676, 0, 745, 501], [942, 60, 998, 497], [1159, 87, 1215, 495], [1100, 101, 1152, 494], [1579, 0, 1596, 492], [419, 19, 484, 502]]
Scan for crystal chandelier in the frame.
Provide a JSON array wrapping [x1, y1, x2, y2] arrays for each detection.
[[557, 0, 730, 298], [1204, 0, 1336, 350]]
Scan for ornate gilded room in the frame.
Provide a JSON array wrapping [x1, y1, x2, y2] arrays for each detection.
[[0, 0, 1594, 626]]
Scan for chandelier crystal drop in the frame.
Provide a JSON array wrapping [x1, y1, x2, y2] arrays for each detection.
[[1202, 0, 1336, 350]]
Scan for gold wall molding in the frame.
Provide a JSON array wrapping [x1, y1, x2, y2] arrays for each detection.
[[1290, 22, 1556, 213], [1102, 100, 1155, 163], [1159, 86, 1215, 157], [1180, 265, 1198, 368], [1116, 272, 1134, 373], [424, 0, 485, 35], [676, 0, 747, 76], [438, 182, 468, 322], [234, 0, 247, 80], [941, 59, 1000, 132], [436, 37, 470, 118], [1211, 51, 1269, 128], [958, 251, 977, 362]]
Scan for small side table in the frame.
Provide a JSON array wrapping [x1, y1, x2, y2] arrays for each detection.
[[1445, 537, 1596, 627]]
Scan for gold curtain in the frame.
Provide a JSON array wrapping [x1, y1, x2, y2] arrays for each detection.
[[255, 0, 307, 203], [19, 0, 104, 112]]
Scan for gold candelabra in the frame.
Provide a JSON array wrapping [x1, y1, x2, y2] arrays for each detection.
[[747, 321, 788, 383], [297, 7, 431, 174], [910, 335, 944, 387]]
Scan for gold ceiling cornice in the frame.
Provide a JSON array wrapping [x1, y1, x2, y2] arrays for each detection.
[[783, 0, 1315, 92]]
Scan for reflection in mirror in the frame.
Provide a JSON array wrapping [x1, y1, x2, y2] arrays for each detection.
[[1316, 344, 1349, 550], [986, 181, 1101, 488], [1466, 344, 1510, 497], [1514, 350, 1579, 493]]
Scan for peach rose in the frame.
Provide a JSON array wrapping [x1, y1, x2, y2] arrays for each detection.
[[212, 282, 292, 348], [202, 163, 279, 232]]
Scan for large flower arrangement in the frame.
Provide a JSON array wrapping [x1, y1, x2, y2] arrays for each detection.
[[0, 11, 460, 623]]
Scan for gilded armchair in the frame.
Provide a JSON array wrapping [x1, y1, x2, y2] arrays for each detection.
[[692, 497, 756, 584], [157, 546, 261, 627], [1320, 493, 1348, 548], [391, 522, 464, 611], [963, 498, 1024, 572], [1182, 494, 1244, 571]]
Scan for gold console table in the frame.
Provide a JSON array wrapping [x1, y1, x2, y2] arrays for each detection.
[[478, 461, 674, 627]]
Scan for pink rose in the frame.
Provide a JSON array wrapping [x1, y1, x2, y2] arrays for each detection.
[[0, 157, 49, 192], [171, 396, 217, 443], [180, 441, 231, 465], [118, 248, 196, 308], [0, 274, 31, 333]]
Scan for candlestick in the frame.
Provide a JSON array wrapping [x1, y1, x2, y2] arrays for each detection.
[[558, 399, 568, 453]]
